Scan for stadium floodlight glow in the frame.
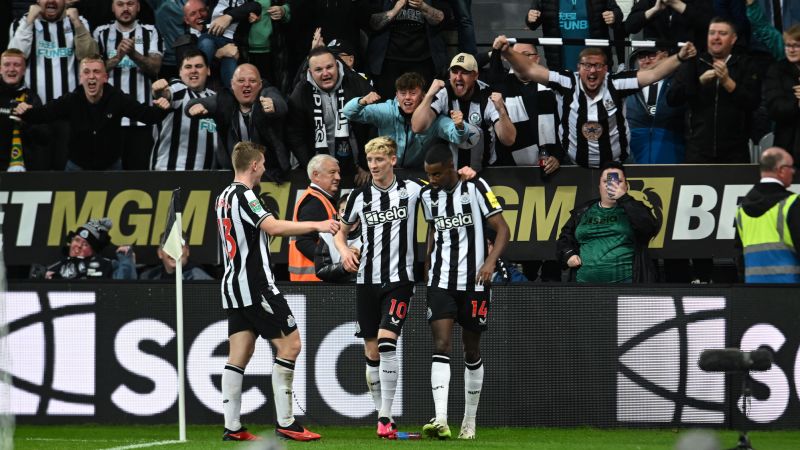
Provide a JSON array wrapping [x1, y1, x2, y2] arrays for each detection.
[[698, 347, 773, 450]]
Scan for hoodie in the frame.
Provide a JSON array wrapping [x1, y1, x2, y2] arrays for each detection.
[[735, 180, 800, 279]]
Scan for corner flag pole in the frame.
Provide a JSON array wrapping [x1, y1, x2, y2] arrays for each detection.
[[161, 189, 186, 442]]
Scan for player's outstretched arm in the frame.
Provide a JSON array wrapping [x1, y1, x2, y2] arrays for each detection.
[[334, 222, 360, 273], [477, 213, 510, 285], [260, 215, 340, 237]]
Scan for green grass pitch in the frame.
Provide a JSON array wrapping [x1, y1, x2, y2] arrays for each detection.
[[12, 425, 800, 449]]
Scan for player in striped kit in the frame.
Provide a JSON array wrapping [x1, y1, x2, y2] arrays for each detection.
[[215, 141, 338, 441], [335, 137, 475, 438], [150, 49, 216, 170], [419, 144, 510, 440], [93, 0, 163, 169]]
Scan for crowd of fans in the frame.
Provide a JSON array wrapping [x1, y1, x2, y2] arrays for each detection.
[[1, 0, 798, 282]]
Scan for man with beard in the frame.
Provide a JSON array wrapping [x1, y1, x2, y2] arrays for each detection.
[[150, 48, 218, 170], [495, 34, 697, 169], [186, 63, 289, 177], [411, 52, 516, 171], [13, 55, 170, 170], [0, 48, 47, 171], [94, 0, 163, 170], [343, 72, 470, 169], [287, 46, 372, 184], [9, 0, 98, 169]]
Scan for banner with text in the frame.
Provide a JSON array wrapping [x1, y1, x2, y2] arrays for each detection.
[[1, 166, 796, 265]]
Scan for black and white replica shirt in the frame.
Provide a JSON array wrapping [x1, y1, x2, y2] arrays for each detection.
[[216, 182, 279, 309], [151, 79, 217, 170], [93, 20, 163, 126], [496, 76, 560, 165], [429, 80, 500, 170], [421, 178, 503, 292], [341, 177, 424, 285], [547, 70, 639, 168], [10, 14, 91, 103]]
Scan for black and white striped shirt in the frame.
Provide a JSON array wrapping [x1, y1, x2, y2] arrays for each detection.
[[93, 21, 163, 126], [430, 80, 500, 171], [9, 14, 90, 103], [421, 178, 503, 292], [151, 79, 217, 170], [496, 75, 559, 166], [547, 70, 639, 168], [216, 182, 279, 309], [210, 0, 248, 40], [342, 177, 423, 285]]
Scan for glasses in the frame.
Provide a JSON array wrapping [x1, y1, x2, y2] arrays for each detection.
[[578, 62, 606, 71], [785, 43, 800, 50]]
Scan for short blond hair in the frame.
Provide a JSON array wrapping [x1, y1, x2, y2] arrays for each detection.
[[231, 141, 265, 172], [80, 54, 105, 69], [365, 136, 397, 157], [1, 48, 25, 62]]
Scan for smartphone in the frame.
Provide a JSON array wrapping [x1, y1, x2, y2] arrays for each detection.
[[606, 172, 620, 190]]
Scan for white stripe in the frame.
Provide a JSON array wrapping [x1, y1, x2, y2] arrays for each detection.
[[585, 38, 611, 47], [538, 37, 563, 46], [102, 439, 183, 450]]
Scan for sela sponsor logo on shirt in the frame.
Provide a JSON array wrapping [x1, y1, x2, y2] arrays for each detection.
[[364, 205, 407, 226], [435, 212, 473, 231]]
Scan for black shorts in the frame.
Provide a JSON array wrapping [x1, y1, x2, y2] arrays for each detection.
[[227, 292, 298, 340], [355, 281, 414, 338], [426, 286, 490, 333]]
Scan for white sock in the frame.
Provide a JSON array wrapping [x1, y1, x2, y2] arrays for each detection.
[[431, 353, 450, 423], [272, 358, 295, 428], [378, 338, 398, 419], [464, 359, 484, 420], [222, 364, 244, 431], [365, 358, 382, 412]]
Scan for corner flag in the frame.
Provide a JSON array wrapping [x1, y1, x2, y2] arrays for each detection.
[[161, 189, 183, 260]]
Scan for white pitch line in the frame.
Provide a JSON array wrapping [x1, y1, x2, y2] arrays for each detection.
[[101, 439, 184, 450]]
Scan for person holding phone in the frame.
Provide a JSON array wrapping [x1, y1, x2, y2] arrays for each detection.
[[556, 161, 660, 282]]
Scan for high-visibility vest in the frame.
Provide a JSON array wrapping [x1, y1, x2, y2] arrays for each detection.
[[288, 187, 337, 281], [736, 194, 800, 283]]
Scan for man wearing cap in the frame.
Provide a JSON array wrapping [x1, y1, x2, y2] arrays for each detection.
[[41, 218, 137, 280], [494, 35, 697, 169], [411, 52, 516, 171], [363, 0, 449, 100], [625, 46, 687, 163]]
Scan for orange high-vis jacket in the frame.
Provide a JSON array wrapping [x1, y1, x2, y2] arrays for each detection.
[[288, 187, 337, 281]]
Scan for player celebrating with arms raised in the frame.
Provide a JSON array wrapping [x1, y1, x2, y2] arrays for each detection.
[[215, 141, 338, 442], [419, 144, 510, 440]]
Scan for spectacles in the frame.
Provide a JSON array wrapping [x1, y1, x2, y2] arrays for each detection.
[[578, 62, 606, 71], [785, 43, 800, 50], [637, 53, 659, 60]]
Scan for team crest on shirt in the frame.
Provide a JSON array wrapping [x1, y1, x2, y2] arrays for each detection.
[[460, 192, 471, 204], [249, 199, 263, 213], [604, 98, 616, 110], [398, 187, 408, 199], [287, 315, 296, 328], [469, 111, 481, 125], [582, 121, 603, 141]]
